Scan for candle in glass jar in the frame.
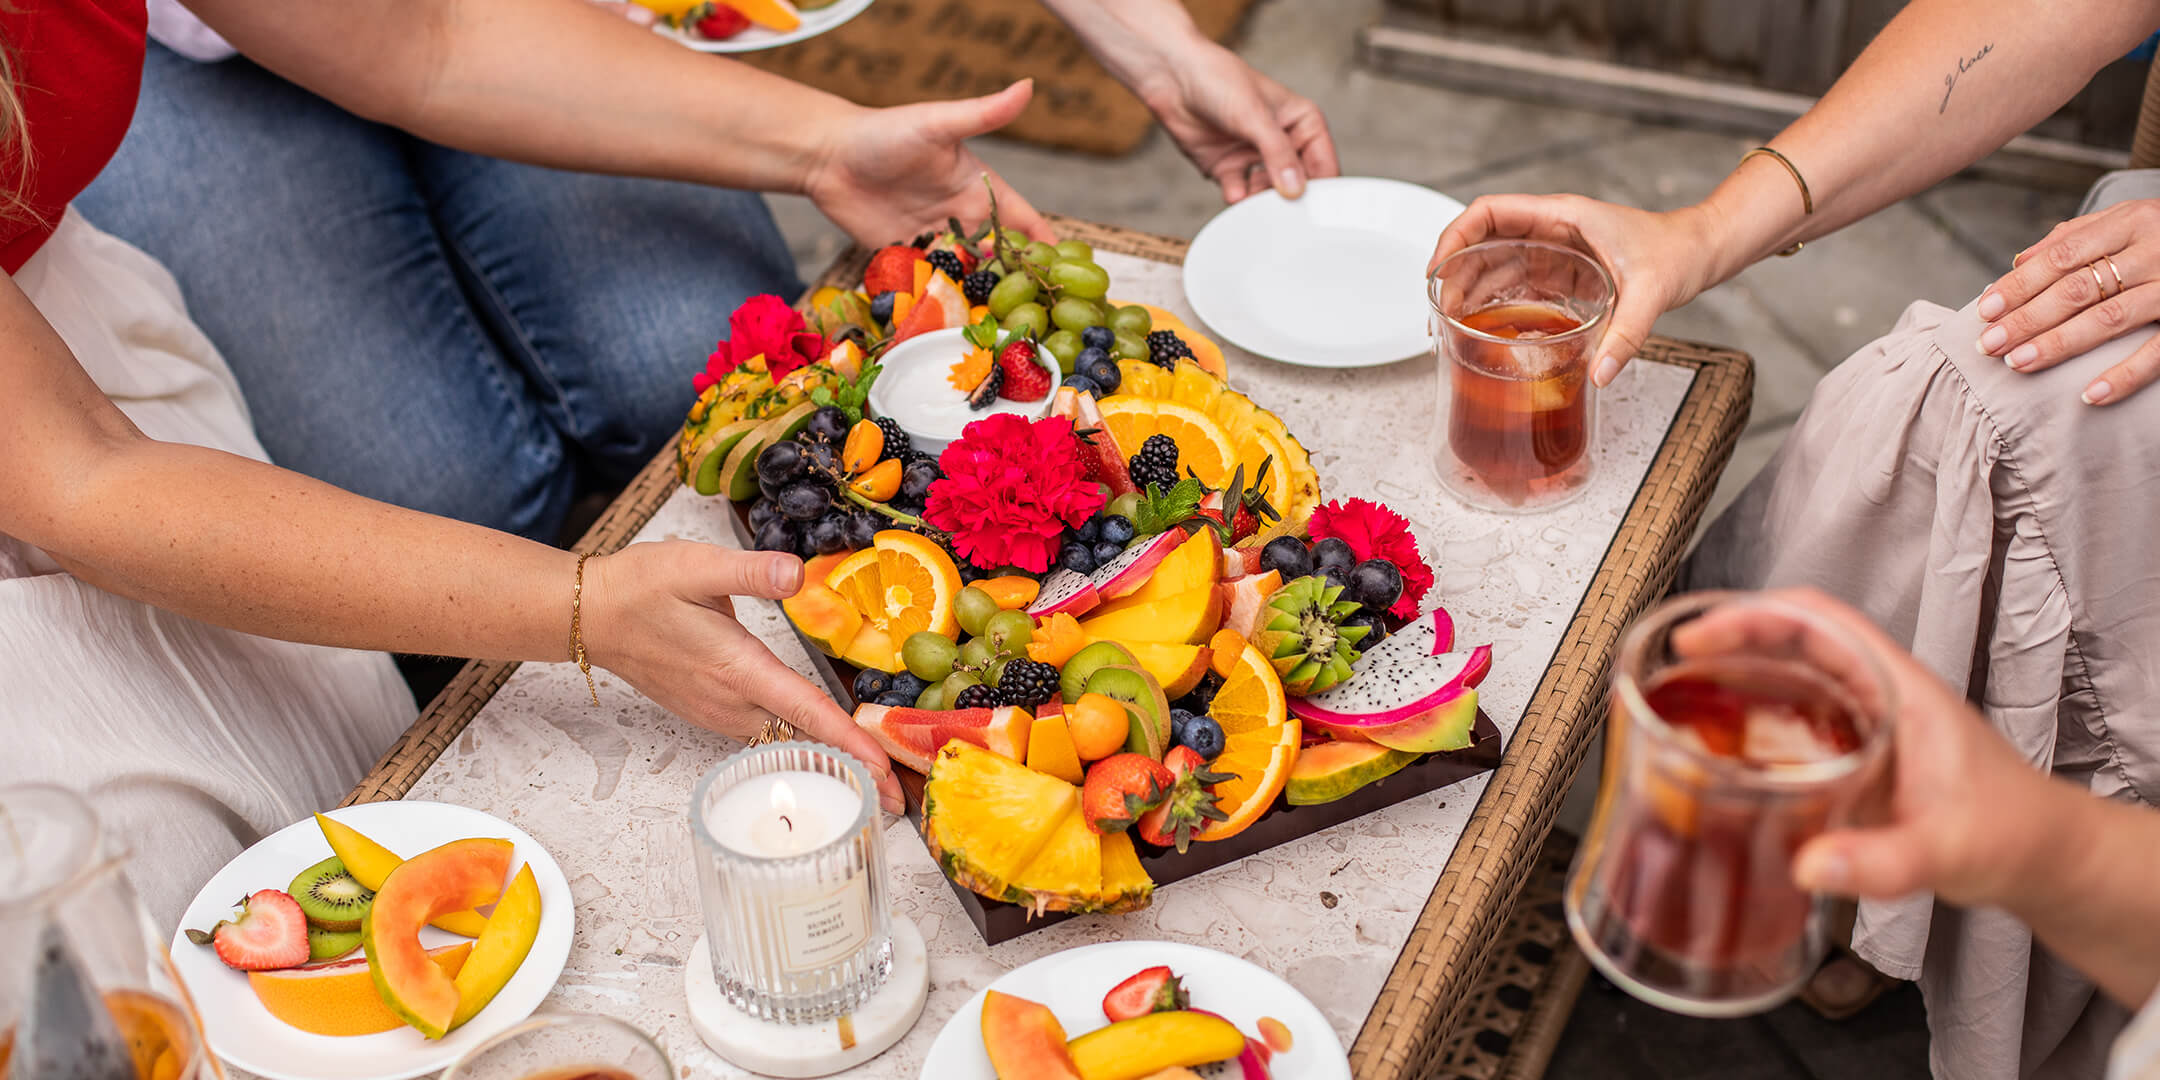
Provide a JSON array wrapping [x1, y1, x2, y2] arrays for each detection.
[[703, 771, 858, 858]]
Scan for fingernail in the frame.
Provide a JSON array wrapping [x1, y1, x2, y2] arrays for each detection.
[[2084, 380, 2111, 405], [1592, 355, 1620, 387], [1977, 292, 2004, 320], [770, 558, 801, 594], [1278, 168, 1304, 198], [1794, 848, 1849, 892], [2006, 344, 2037, 370], [1977, 325, 2007, 353]]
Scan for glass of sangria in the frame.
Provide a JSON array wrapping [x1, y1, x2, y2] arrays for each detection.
[[442, 1013, 671, 1080], [1, 783, 221, 1080], [1565, 593, 1896, 1016], [1428, 239, 1614, 511]]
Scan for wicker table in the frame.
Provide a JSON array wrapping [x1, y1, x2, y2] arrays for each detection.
[[342, 217, 1750, 1080]]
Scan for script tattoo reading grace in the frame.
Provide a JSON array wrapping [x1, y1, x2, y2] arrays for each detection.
[[1940, 42, 1994, 114]]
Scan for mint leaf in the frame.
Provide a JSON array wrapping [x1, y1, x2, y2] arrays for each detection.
[[1132, 477, 1205, 536]]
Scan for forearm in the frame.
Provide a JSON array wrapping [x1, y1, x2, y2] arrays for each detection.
[[2000, 781, 2160, 1007], [186, 0, 860, 194], [1694, 0, 2160, 285], [1033, 0, 1203, 105]]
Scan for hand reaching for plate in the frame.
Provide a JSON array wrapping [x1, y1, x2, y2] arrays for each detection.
[[806, 81, 1057, 249]]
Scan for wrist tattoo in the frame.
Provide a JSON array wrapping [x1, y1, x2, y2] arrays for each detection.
[[1940, 42, 1993, 114]]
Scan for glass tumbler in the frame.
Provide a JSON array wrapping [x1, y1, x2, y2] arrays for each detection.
[[690, 742, 891, 1025], [1565, 593, 1896, 1017], [1, 783, 220, 1080], [1429, 239, 1614, 512], [441, 1014, 670, 1080]]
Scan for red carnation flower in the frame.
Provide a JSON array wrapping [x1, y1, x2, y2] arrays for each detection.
[[926, 414, 1107, 573], [692, 294, 827, 394], [1308, 497, 1433, 620]]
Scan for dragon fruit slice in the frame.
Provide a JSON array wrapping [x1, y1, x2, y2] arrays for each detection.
[[1088, 528, 1186, 600], [1027, 568, 1101, 619], [1289, 609, 1493, 753]]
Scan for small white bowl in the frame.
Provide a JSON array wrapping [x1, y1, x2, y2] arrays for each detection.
[[866, 327, 1061, 457]]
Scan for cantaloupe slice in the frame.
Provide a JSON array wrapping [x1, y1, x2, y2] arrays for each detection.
[[362, 838, 513, 1039]]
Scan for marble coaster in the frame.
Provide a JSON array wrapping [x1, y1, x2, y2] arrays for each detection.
[[684, 916, 929, 1078]]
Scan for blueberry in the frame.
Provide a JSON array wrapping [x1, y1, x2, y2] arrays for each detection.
[[1342, 609, 1389, 647], [845, 509, 883, 550], [1075, 517, 1102, 543], [1093, 539, 1126, 567], [889, 672, 931, 701], [1312, 536, 1358, 575], [752, 518, 797, 553], [1097, 515, 1136, 547], [852, 667, 892, 702], [1347, 559, 1404, 614], [776, 483, 831, 522], [874, 691, 915, 708], [1181, 714, 1226, 760], [1260, 535, 1315, 580], [1059, 541, 1098, 575], [806, 405, 851, 445], [1080, 326, 1115, 351], [1168, 708, 1197, 746], [1075, 346, 1111, 373], [1081, 357, 1122, 394], [1061, 373, 1101, 395], [807, 513, 851, 555], [869, 290, 896, 325]]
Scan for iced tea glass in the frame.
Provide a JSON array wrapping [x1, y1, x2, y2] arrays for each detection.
[[441, 1014, 671, 1080], [1, 783, 220, 1080], [1564, 593, 1896, 1017], [1429, 240, 1614, 512]]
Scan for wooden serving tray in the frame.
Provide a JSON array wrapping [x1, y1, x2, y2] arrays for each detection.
[[724, 499, 1505, 944]]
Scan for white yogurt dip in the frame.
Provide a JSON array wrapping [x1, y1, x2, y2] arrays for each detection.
[[865, 327, 1059, 456]]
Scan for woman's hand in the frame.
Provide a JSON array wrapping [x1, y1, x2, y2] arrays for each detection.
[[1976, 198, 2160, 405], [1132, 37, 1337, 203], [581, 540, 903, 813], [1428, 195, 1721, 386], [805, 81, 1056, 248]]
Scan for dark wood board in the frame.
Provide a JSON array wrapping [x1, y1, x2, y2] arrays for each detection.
[[725, 498, 1506, 944]]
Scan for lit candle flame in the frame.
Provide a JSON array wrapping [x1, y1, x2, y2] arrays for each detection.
[[772, 778, 797, 834]]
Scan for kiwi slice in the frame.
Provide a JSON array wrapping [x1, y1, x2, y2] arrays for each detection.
[[1059, 640, 1138, 704], [307, 925, 362, 963], [288, 855, 373, 933]]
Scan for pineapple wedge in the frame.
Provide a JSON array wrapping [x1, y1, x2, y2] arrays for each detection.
[[923, 743, 1078, 901]]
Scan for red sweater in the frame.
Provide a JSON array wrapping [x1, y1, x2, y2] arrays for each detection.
[[0, 0, 146, 274]]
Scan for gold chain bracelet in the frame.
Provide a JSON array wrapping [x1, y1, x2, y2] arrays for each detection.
[[1740, 146, 1812, 257], [572, 551, 599, 707]]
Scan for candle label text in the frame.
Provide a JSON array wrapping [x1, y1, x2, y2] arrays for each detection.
[[779, 876, 872, 973]]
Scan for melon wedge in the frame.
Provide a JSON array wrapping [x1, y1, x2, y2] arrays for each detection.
[[983, 991, 1082, 1080], [854, 704, 1032, 774], [248, 943, 471, 1037], [1076, 585, 1223, 646], [362, 838, 513, 1039]]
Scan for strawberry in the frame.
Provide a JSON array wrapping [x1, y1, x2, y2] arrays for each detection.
[[691, 2, 751, 39], [184, 889, 309, 971], [1135, 745, 1234, 853], [864, 245, 924, 299], [1081, 753, 1173, 835], [1101, 966, 1191, 1023], [1069, 428, 1105, 483], [1051, 387, 1137, 496], [1193, 461, 1278, 545], [996, 339, 1051, 403]]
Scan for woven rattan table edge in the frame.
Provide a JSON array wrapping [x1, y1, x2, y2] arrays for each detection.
[[342, 219, 1756, 1080]]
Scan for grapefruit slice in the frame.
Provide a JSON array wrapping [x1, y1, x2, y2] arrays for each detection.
[[894, 270, 969, 343]]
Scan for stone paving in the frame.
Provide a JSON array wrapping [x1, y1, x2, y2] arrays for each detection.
[[763, 2, 2095, 1074]]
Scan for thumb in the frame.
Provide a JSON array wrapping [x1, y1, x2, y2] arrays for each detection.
[[697, 549, 806, 601], [919, 79, 1034, 142], [1792, 827, 1937, 901], [1590, 287, 1661, 387]]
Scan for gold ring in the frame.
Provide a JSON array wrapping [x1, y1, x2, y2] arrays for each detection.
[[2102, 253, 2125, 296], [2089, 261, 2109, 299]]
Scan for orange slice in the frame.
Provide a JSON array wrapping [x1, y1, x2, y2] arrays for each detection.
[[1096, 398, 1238, 488], [1209, 641, 1286, 738], [871, 530, 960, 639], [1198, 717, 1300, 842]]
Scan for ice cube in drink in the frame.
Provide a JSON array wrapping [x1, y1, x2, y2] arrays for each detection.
[[1445, 302, 1591, 503]]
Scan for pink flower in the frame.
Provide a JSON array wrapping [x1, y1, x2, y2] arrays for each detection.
[[1308, 498, 1434, 620], [926, 414, 1106, 573], [692, 295, 827, 394]]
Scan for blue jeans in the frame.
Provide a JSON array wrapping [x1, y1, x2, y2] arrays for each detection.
[[78, 45, 802, 541]]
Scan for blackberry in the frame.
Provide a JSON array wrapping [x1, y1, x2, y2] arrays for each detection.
[[966, 363, 1004, 410], [1127, 433, 1180, 492], [1146, 329, 1194, 370], [996, 659, 1061, 708], [871, 416, 912, 461], [953, 683, 1002, 710], [962, 268, 999, 306], [925, 249, 966, 283]]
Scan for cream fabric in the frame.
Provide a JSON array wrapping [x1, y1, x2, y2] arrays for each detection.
[[0, 208, 414, 929], [2113, 992, 2160, 1080], [1685, 170, 2160, 1079]]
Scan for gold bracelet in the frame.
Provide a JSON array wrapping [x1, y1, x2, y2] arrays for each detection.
[[572, 551, 599, 707], [1740, 146, 1812, 257]]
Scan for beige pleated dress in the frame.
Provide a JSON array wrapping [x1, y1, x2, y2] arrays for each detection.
[[1686, 170, 2160, 1079], [1, 208, 415, 929]]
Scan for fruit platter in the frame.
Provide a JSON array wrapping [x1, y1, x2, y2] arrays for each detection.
[[674, 203, 1501, 943]]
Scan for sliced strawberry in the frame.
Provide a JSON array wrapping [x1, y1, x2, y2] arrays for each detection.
[[864, 245, 923, 299], [185, 889, 309, 971], [692, 2, 751, 38], [996, 339, 1051, 403], [1101, 965, 1191, 1023]]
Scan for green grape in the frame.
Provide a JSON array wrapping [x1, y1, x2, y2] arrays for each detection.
[[902, 631, 959, 682], [1112, 329, 1148, 361], [914, 683, 945, 711], [1051, 297, 1106, 335], [955, 586, 999, 638], [1107, 492, 1142, 522], [1109, 304, 1153, 337], [985, 655, 1014, 686], [1054, 239, 1094, 263], [1001, 302, 1050, 340], [959, 637, 997, 671], [984, 610, 1034, 653], [986, 273, 1039, 320], [941, 670, 982, 700], [1020, 241, 1059, 270], [1041, 330, 1083, 374], [1048, 261, 1110, 301]]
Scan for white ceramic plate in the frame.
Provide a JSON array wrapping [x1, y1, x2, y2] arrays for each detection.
[[919, 940, 1350, 1080], [652, 0, 872, 53], [170, 802, 574, 1080], [1183, 176, 1465, 368], [866, 326, 1060, 458]]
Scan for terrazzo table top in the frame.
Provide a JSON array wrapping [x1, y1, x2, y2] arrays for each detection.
[[363, 250, 1702, 1078]]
